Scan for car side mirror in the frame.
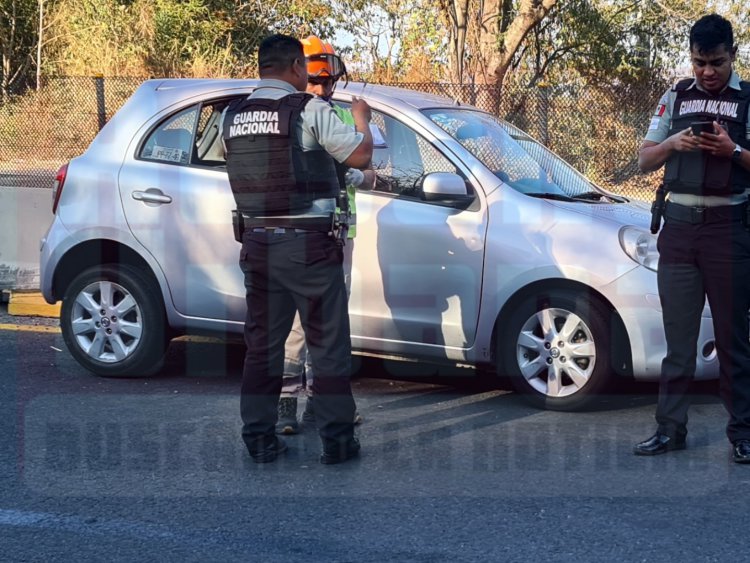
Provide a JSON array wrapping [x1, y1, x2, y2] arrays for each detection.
[[420, 172, 473, 204]]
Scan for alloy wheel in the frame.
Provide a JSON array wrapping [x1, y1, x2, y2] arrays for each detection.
[[514, 307, 596, 398], [69, 280, 143, 363]]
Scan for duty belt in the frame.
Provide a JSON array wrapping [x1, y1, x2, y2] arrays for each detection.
[[663, 201, 747, 224], [240, 212, 333, 232], [250, 227, 311, 233]]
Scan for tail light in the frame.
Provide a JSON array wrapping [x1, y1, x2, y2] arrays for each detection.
[[52, 163, 68, 214]]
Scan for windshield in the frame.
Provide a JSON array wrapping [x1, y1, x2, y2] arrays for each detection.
[[423, 108, 613, 200]]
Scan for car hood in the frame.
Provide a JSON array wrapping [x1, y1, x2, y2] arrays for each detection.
[[546, 199, 652, 230]]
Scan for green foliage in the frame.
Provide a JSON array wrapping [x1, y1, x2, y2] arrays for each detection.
[[7, 0, 750, 86], [397, 1, 445, 80], [45, 0, 333, 77], [332, 0, 445, 81], [4, 0, 750, 204], [511, 0, 750, 90], [145, 0, 234, 75], [510, 1, 652, 88], [51, 0, 152, 75], [0, 0, 38, 98]]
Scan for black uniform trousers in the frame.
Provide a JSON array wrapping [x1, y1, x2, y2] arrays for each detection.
[[238, 229, 356, 454], [656, 204, 750, 443]]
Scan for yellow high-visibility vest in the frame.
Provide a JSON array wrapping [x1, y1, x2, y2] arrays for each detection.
[[332, 105, 358, 239]]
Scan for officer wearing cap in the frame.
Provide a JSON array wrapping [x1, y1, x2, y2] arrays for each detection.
[[223, 34, 373, 464], [275, 35, 375, 435], [633, 14, 750, 463]]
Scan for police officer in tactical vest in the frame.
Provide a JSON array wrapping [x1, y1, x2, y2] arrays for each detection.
[[223, 34, 373, 464], [633, 14, 750, 463]]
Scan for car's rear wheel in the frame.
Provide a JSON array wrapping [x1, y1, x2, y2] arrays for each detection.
[[60, 264, 168, 377], [498, 289, 612, 411]]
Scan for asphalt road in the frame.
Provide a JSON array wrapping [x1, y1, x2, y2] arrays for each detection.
[[1, 305, 749, 562]]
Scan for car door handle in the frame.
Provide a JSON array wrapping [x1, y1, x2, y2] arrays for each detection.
[[132, 189, 173, 205]]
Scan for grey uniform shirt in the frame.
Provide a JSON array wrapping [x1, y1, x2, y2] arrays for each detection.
[[645, 71, 749, 206], [222, 79, 365, 213]]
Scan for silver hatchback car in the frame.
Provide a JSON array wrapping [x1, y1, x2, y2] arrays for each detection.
[[39, 79, 720, 410]]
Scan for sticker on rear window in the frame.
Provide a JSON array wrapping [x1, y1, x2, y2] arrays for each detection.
[[150, 145, 187, 164]]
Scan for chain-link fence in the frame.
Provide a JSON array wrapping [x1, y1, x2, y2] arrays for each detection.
[[0, 76, 141, 189], [0, 75, 665, 200], [392, 80, 667, 199]]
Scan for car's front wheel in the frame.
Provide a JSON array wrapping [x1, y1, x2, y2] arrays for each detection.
[[498, 289, 612, 411], [60, 264, 168, 377]]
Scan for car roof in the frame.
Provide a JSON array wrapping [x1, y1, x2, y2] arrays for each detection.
[[144, 78, 465, 111]]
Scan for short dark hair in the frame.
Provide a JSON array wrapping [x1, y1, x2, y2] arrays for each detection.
[[690, 14, 734, 54], [258, 34, 304, 74]]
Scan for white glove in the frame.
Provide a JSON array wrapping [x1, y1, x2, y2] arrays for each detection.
[[344, 168, 365, 187]]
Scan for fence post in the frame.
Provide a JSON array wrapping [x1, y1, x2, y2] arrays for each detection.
[[538, 81, 549, 146], [94, 74, 106, 131]]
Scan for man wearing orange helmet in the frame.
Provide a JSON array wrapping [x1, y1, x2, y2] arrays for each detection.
[[276, 35, 375, 435]]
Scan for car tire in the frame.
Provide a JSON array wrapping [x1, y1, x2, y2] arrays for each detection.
[[498, 289, 612, 411], [60, 264, 168, 377]]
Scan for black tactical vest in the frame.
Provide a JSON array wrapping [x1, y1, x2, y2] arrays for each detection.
[[222, 92, 341, 215], [664, 78, 750, 196]]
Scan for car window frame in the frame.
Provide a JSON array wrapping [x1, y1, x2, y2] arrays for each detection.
[[334, 101, 481, 211], [134, 95, 246, 170], [190, 96, 244, 170], [422, 107, 604, 199], [135, 103, 201, 168], [133, 93, 481, 212]]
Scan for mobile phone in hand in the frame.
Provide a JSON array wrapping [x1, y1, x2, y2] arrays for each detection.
[[690, 120, 714, 136]]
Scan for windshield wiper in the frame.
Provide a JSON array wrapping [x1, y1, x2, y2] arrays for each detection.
[[525, 192, 575, 202], [571, 191, 626, 203]]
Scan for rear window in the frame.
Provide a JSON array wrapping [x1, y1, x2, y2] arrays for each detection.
[[140, 106, 197, 165], [138, 98, 237, 168]]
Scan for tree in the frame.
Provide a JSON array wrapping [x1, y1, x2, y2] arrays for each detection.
[[436, 0, 469, 82], [434, 0, 556, 89], [206, 0, 335, 76], [477, 0, 557, 88], [506, 0, 750, 91], [334, 0, 441, 82], [0, 0, 37, 101], [396, 3, 445, 81]]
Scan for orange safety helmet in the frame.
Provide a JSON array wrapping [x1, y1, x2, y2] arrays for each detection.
[[301, 35, 347, 81]]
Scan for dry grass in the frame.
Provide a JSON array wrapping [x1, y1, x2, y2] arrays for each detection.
[[0, 77, 141, 172]]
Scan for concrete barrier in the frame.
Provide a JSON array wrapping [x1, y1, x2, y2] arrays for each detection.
[[0, 186, 54, 290]]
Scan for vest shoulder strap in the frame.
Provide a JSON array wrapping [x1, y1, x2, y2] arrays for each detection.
[[672, 78, 694, 92], [229, 92, 312, 112], [225, 96, 245, 115], [284, 92, 313, 109]]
